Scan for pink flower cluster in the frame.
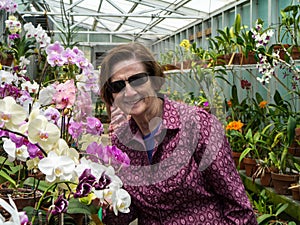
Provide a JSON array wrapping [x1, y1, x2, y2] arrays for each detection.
[[68, 116, 104, 139], [0, 0, 17, 13], [86, 142, 130, 168], [45, 41, 99, 93]]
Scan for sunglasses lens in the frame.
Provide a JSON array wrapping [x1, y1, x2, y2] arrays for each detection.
[[128, 73, 149, 87], [109, 80, 125, 93], [109, 72, 149, 93]]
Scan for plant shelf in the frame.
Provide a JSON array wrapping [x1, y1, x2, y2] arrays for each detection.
[[239, 171, 300, 223]]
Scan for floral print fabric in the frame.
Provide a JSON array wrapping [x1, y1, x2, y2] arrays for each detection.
[[103, 96, 257, 225]]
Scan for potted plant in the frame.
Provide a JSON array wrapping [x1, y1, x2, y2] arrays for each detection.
[[268, 115, 300, 195], [250, 123, 280, 186], [277, 3, 300, 59], [249, 189, 297, 224], [289, 162, 300, 200]]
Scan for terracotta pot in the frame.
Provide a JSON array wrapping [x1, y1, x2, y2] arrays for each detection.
[[243, 158, 257, 177], [241, 51, 257, 64], [288, 142, 300, 157], [271, 172, 300, 195], [260, 171, 273, 187], [273, 44, 300, 60], [231, 151, 245, 169], [0, 188, 42, 210], [161, 64, 180, 71], [0, 53, 14, 66], [288, 127, 300, 156], [290, 184, 300, 201], [295, 127, 300, 141], [215, 55, 226, 66], [291, 46, 300, 60], [224, 53, 238, 65]]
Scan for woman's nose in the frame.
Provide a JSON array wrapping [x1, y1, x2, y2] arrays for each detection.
[[123, 81, 137, 97]]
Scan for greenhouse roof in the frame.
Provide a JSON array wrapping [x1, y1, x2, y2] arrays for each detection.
[[16, 0, 237, 43]]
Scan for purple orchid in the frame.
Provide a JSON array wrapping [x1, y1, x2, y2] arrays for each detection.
[[94, 171, 111, 190], [61, 48, 77, 65], [85, 117, 104, 135], [74, 169, 97, 198], [108, 145, 130, 168], [46, 41, 64, 55], [50, 195, 69, 216], [68, 121, 84, 139], [44, 107, 61, 124]]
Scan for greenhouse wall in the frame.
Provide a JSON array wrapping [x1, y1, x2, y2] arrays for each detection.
[[152, 0, 295, 57], [153, 0, 300, 112]]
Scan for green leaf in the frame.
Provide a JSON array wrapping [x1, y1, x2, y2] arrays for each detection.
[[255, 92, 264, 104], [24, 177, 50, 192], [239, 148, 252, 163], [287, 116, 296, 146], [234, 14, 241, 35], [67, 198, 92, 215], [274, 203, 288, 216], [294, 162, 300, 172], [257, 214, 273, 224], [273, 90, 283, 106], [231, 85, 239, 105], [0, 170, 16, 188]]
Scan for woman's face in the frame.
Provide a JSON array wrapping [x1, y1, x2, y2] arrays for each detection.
[[110, 59, 157, 117]]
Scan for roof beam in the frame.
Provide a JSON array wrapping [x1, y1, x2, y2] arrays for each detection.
[[18, 10, 202, 19], [125, 0, 207, 17]]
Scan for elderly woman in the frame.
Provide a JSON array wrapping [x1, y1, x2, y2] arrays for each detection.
[[99, 42, 257, 225]]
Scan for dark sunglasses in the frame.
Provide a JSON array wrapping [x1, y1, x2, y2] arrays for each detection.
[[108, 72, 149, 93]]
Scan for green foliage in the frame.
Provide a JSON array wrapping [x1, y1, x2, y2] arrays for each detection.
[[249, 190, 296, 225], [58, 0, 80, 48], [11, 35, 36, 62], [279, 3, 300, 46], [0, 156, 28, 188]]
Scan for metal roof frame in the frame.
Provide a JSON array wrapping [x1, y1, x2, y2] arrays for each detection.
[[15, 0, 235, 43]]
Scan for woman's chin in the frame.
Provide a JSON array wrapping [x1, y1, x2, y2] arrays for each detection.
[[126, 101, 146, 116]]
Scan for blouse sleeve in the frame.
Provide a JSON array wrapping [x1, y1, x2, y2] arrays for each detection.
[[199, 114, 258, 225]]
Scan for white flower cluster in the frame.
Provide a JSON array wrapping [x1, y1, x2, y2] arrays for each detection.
[[5, 15, 21, 33], [23, 22, 51, 48], [251, 20, 280, 84]]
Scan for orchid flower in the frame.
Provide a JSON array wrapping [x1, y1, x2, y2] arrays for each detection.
[[38, 151, 76, 183], [3, 138, 29, 162], [0, 196, 28, 225], [27, 114, 60, 151], [112, 189, 131, 215], [0, 96, 27, 130]]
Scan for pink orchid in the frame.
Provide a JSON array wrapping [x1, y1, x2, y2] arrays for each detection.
[[46, 41, 64, 55], [68, 121, 84, 139], [85, 117, 104, 135], [53, 79, 76, 109], [62, 48, 77, 65], [46, 52, 65, 67]]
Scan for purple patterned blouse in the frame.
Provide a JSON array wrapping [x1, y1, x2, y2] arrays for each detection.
[[103, 96, 257, 225]]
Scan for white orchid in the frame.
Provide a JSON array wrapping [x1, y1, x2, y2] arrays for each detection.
[[51, 138, 80, 164], [20, 80, 39, 94], [0, 70, 15, 84], [0, 195, 28, 225], [112, 189, 131, 215], [3, 138, 29, 162], [0, 97, 27, 131], [27, 114, 60, 151], [38, 151, 76, 183], [38, 85, 56, 106]]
